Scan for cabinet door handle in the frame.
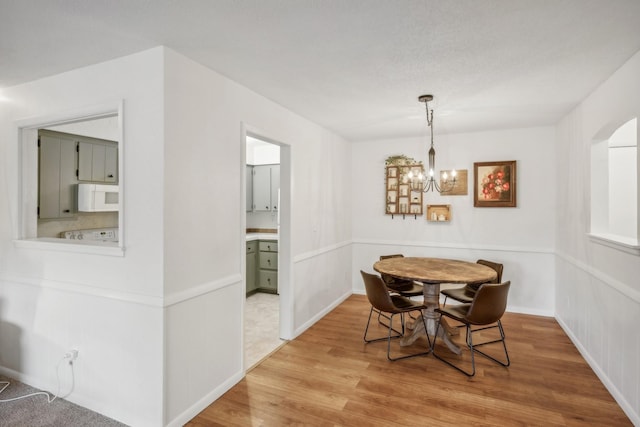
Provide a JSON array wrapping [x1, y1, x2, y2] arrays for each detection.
[[273, 206, 277, 210], [63, 209, 70, 213], [267, 259, 271, 265], [265, 206, 269, 209], [107, 174, 114, 178]]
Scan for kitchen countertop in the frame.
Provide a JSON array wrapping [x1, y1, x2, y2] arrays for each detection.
[[246, 232, 278, 241]]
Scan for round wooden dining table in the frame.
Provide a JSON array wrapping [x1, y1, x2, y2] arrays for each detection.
[[373, 257, 498, 354]]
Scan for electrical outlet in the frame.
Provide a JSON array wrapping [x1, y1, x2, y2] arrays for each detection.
[[65, 349, 79, 361]]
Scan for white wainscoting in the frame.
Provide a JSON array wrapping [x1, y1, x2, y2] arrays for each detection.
[[164, 280, 244, 426], [292, 240, 353, 337], [0, 276, 164, 427], [352, 240, 556, 316], [555, 253, 640, 426]]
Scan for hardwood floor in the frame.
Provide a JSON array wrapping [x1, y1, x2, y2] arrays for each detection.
[[187, 295, 631, 426]]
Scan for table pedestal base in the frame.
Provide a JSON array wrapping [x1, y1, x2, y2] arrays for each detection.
[[399, 283, 462, 355]]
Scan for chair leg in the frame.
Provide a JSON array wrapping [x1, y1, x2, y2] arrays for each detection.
[[471, 320, 510, 367], [364, 306, 402, 344], [433, 318, 510, 376], [377, 309, 407, 335], [386, 311, 431, 361], [432, 320, 476, 376]]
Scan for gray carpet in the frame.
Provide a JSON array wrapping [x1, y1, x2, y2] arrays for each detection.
[[0, 375, 127, 427]]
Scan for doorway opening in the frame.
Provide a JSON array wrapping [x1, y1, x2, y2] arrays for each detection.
[[242, 127, 292, 370]]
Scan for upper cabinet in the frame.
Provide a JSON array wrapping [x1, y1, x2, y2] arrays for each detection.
[[252, 164, 279, 211], [38, 131, 77, 219], [246, 165, 253, 212], [78, 140, 118, 183], [270, 165, 280, 211], [38, 129, 118, 220]]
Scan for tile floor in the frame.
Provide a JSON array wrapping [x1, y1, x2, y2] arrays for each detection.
[[245, 292, 284, 368]]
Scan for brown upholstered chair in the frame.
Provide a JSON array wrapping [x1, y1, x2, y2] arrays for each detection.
[[377, 254, 424, 326], [432, 281, 511, 376], [441, 259, 503, 306], [361, 271, 431, 361], [379, 254, 424, 297]]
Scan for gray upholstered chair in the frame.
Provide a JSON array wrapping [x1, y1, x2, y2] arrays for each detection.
[[433, 281, 511, 376], [361, 271, 431, 361]]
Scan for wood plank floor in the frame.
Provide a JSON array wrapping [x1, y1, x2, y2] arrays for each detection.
[[187, 295, 631, 426]]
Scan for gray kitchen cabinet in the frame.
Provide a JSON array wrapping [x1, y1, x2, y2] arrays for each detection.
[[246, 240, 258, 295], [246, 165, 253, 212], [78, 140, 118, 183], [270, 164, 280, 211], [258, 240, 278, 293], [38, 131, 77, 219], [104, 145, 118, 183], [252, 164, 279, 211]]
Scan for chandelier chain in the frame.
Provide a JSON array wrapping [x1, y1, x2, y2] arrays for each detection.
[[416, 94, 456, 194]]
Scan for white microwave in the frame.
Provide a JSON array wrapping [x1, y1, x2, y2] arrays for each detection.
[[78, 184, 119, 212]]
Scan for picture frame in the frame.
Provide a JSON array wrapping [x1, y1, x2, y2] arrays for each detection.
[[473, 160, 517, 207], [440, 169, 468, 195]]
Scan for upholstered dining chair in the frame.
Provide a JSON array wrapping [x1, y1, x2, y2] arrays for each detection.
[[377, 254, 424, 327], [432, 281, 511, 376], [379, 254, 424, 297], [441, 259, 503, 306], [361, 271, 431, 361]]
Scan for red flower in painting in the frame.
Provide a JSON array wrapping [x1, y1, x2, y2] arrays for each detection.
[[481, 167, 510, 199]]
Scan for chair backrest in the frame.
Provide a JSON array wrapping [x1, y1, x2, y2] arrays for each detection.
[[380, 254, 404, 260], [379, 254, 410, 288], [476, 259, 504, 284], [465, 281, 510, 325], [360, 270, 399, 313]]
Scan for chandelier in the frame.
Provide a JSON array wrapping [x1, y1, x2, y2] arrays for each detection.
[[407, 95, 456, 193]]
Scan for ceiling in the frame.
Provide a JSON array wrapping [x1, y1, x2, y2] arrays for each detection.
[[2, 0, 640, 142]]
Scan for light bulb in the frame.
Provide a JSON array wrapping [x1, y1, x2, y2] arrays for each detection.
[[442, 172, 448, 180], [429, 168, 434, 177], [451, 169, 457, 178]]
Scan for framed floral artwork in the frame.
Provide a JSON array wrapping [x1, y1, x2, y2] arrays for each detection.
[[473, 160, 517, 207]]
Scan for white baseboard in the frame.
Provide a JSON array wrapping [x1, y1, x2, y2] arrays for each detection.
[[165, 369, 245, 427], [293, 290, 352, 338]]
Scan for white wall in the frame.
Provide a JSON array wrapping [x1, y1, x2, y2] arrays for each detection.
[[0, 48, 166, 426], [161, 49, 353, 425], [46, 115, 120, 141], [555, 50, 640, 425], [351, 127, 556, 315], [0, 45, 354, 426]]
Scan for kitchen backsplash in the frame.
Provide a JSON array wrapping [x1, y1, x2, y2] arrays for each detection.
[[38, 211, 118, 238], [246, 211, 278, 229]]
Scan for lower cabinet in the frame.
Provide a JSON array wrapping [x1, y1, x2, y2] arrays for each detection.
[[246, 240, 258, 294], [246, 239, 278, 296]]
